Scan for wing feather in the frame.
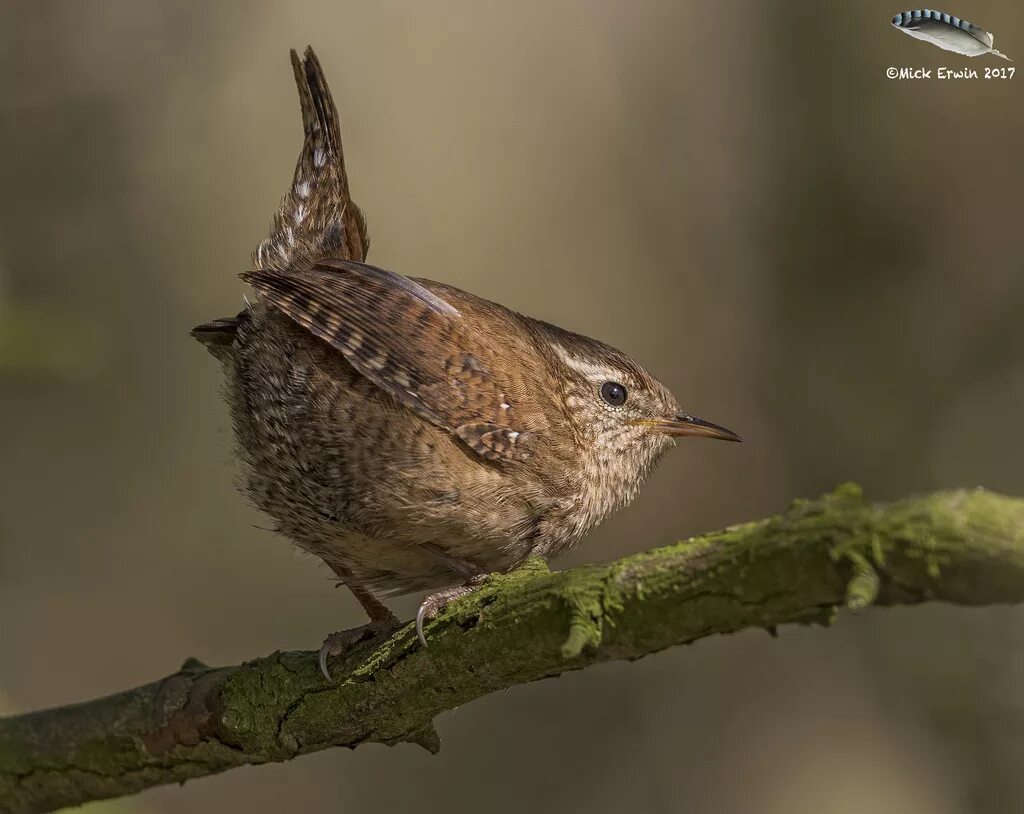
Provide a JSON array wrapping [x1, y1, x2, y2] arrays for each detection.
[[243, 259, 531, 462]]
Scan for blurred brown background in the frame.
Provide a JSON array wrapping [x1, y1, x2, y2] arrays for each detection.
[[2, 1, 1023, 812]]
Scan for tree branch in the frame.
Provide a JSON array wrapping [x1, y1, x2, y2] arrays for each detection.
[[3, 485, 1023, 813]]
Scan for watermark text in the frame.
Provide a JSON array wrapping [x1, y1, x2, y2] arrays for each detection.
[[886, 65, 1015, 80]]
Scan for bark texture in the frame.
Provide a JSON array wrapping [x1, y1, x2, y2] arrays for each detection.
[[2, 485, 1023, 813]]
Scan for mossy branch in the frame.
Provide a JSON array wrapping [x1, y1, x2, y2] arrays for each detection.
[[3, 486, 1023, 813]]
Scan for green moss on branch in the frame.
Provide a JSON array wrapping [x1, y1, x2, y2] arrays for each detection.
[[2, 486, 1023, 813]]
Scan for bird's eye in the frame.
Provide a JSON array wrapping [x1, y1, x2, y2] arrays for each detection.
[[600, 381, 627, 407]]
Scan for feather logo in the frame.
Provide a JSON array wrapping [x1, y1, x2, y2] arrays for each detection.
[[891, 9, 1012, 61]]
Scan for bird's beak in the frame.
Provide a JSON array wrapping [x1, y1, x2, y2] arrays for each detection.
[[642, 412, 742, 442]]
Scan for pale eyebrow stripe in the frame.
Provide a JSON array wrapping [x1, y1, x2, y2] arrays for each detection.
[[551, 343, 619, 381]]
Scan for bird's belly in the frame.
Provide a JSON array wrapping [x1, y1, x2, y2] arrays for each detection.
[[246, 449, 542, 595], [291, 520, 533, 597]]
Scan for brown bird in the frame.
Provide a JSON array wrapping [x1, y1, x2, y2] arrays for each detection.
[[194, 47, 740, 679]]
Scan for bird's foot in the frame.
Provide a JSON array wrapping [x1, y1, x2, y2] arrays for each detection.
[[415, 574, 488, 647], [318, 613, 401, 681]]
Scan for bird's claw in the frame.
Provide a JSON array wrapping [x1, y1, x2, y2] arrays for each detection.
[[318, 616, 400, 681], [415, 576, 486, 647]]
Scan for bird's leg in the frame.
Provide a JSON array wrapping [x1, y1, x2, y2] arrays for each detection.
[[318, 564, 401, 681], [416, 545, 491, 647], [420, 543, 481, 581]]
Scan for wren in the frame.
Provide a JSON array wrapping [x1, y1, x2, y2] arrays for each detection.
[[193, 48, 740, 678]]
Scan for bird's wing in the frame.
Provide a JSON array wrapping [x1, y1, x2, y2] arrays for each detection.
[[243, 259, 532, 462]]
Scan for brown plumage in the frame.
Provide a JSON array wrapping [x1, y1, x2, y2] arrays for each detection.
[[194, 47, 740, 677]]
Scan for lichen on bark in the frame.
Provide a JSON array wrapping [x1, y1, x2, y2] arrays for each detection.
[[2, 486, 1023, 814]]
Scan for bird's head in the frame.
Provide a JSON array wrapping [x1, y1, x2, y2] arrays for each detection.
[[540, 327, 740, 516]]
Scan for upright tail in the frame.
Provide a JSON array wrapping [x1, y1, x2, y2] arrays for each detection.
[[195, 47, 369, 357], [253, 47, 370, 273]]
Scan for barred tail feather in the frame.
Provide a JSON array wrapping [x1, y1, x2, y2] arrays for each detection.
[[253, 47, 369, 273]]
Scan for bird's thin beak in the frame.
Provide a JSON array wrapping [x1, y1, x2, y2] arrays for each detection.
[[645, 412, 742, 442]]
